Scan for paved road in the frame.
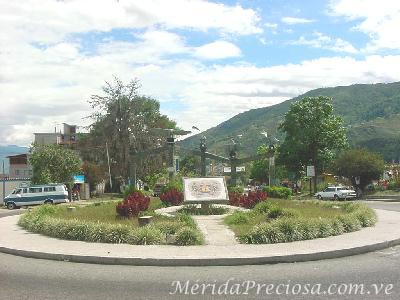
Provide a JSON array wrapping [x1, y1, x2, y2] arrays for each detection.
[[363, 201, 400, 212], [0, 202, 399, 300], [0, 245, 399, 300]]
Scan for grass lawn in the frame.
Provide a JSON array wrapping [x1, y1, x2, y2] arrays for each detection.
[[55, 198, 165, 227], [225, 198, 358, 238]]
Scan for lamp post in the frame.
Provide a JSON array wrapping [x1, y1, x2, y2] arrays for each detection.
[[229, 140, 238, 186], [200, 136, 207, 176], [167, 136, 176, 181]]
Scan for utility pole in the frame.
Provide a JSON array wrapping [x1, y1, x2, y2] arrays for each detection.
[[106, 142, 113, 192], [2, 160, 5, 203]]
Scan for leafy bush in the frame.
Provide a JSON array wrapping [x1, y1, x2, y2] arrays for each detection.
[[161, 177, 183, 194], [127, 226, 163, 245], [388, 180, 400, 190], [160, 188, 184, 206], [228, 186, 244, 194], [174, 227, 204, 246], [225, 211, 250, 225], [154, 221, 182, 235], [229, 190, 268, 208], [337, 215, 362, 232], [267, 206, 284, 219], [116, 192, 150, 217], [350, 208, 377, 227], [253, 201, 273, 214], [263, 186, 292, 199]]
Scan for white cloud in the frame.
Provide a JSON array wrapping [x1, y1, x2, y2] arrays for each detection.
[[293, 32, 358, 53], [193, 41, 241, 59], [0, 0, 262, 46], [329, 0, 400, 51], [1, 0, 400, 147], [281, 17, 315, 25], [264, 22, 278, 29]]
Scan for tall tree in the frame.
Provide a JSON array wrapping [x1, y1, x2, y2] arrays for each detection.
[[29, 144, 81, 184], [278, 96, 348, 192], [82, 77, 177, 183], [335, 149, 385, 190]]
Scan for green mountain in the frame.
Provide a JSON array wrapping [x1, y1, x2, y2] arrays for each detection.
[[180, 82, 400, 162]]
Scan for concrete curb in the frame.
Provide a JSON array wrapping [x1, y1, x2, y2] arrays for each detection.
[[1, 209, 400, 266]]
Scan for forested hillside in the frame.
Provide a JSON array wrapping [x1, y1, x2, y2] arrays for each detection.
[[180, 82, 400, 162]]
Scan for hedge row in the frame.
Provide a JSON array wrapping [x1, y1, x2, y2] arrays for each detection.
[[18, 206, 203, 246], [238, 205, 377, 244]]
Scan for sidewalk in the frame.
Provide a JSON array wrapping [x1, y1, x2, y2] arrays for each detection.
[[1, 209, 400, 266]]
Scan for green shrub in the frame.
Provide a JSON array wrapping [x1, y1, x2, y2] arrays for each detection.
[[161, 177, 183, 193], [228, 186, 244, 194], [297, 219, 319, 240], [127, 226, 164, 245], [240, 223, 285, 244], [174, 227, 204, 245], [225, 211, 250, 225], [388, 180, 400, 190], [267, 206, 285, 219], [338, 215, 362, 232], [263, 186, 292, 199], [351, 208, 377, 227], [253, 201, 273, 214], [154, 221, 182, 235], [315, 218, 334, 238], [176, 213, 197, 228], [274, 218, 303, 242], [330, 218, 345, 236]]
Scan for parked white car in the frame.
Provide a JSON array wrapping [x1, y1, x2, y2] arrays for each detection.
[[315, 186, 357, 200]]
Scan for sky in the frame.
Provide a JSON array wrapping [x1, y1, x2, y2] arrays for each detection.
[[1, 0, 400, 146]]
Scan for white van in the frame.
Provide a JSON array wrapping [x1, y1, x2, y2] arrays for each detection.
[[4, 184, 69, 209]]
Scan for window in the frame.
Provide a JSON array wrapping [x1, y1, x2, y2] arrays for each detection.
[[326, 187, 335, 192], [12, 189, 22, 194], [23, 188, 28, 193], [29, 187, 42, 193], [15, 170, 20, 175], [44, 187, 56, 192]]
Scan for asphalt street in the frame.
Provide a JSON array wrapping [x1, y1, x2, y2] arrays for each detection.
[[0, 201, 399, 300]]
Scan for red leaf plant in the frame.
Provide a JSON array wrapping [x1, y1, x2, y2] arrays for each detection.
[[159, 188, 184, 206], [229, 190, 268, 209], [116, 192, 150, 217]]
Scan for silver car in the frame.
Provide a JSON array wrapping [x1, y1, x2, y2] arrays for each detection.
[[315, 186, 357, 200]]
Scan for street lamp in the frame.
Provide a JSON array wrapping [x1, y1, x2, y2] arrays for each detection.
[[261, 131, 279, 186]]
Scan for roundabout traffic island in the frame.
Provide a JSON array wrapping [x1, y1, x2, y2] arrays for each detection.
[[2, 177, 399, 266], [16, 177, 378, 247]]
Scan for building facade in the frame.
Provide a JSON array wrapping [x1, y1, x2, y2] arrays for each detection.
[[34, 123, 78, 148], [7, 154, 33, 179]]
